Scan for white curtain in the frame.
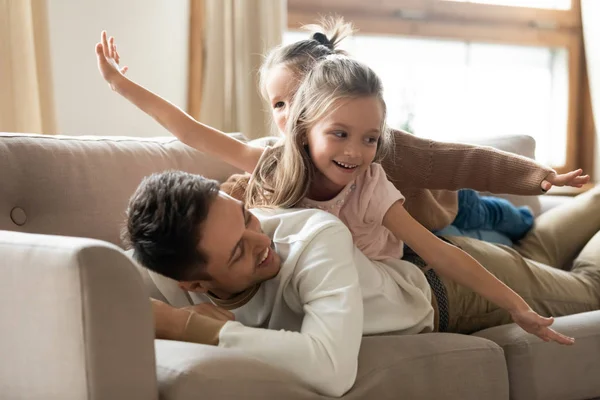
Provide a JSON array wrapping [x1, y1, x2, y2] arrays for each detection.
[[582, 0, 599, 125], [581, 0, 600, 177], [198, 0, 286, 139], [0, 0, 56, 134]]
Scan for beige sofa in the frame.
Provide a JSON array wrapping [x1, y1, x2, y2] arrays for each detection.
[[1, 132, 599, 400]]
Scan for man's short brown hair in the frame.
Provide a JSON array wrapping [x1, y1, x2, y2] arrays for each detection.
[[122, 170, 219, 281]]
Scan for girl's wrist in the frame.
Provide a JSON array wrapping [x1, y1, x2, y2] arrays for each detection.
[[505, 297, 530, 314], [110, 73, 128, 93]]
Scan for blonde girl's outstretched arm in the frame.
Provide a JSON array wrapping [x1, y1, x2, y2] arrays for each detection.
[[382, 201, 574, 345], [95, 31, 263, 174]]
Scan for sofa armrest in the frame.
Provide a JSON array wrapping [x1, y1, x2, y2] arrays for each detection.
[[0, 231, 158, 400], [473, 311, 600, 400]]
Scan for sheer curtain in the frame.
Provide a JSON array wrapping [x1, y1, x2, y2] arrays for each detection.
[[188, 0, 286, 140], [0, 0, 55, 134], [581, 0, 599, 177], [582, 0, 599, 135]]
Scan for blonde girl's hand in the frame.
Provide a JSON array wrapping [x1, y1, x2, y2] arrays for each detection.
[[510, 307, 575, 345], [541, 169, 590, 192], [95, 30, 129, 89]]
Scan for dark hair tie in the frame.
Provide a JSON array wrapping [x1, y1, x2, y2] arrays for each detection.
[[312, 32, 333, 50]]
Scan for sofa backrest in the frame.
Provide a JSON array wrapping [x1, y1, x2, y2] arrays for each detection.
[[0, 132, 542, 248], [0, 133, 241, 247]]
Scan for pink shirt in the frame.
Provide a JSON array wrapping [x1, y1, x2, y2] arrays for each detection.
[[300, 163, 405, 261]]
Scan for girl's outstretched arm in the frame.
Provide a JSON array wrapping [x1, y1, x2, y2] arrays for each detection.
[[95, 31, 263, 174], [383, 130, 589, 193], [383, 201, 574, 345]]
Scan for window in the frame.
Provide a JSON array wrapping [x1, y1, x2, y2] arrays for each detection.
[[444, 0, 571, 10], [284, 32, 569, 165], [287, 0, 585, 173]]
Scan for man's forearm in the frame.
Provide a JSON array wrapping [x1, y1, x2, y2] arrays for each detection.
[[157, 305, 361, 397], [151, 299, 227, 345], [217, 322, 359, 397]]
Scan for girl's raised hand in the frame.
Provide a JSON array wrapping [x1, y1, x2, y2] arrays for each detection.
[[95, 30, 129, 89]]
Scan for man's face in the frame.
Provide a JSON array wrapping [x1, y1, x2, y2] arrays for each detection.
[[186, 192, 281, 297]]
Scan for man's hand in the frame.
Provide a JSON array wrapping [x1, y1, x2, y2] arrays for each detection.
[[151, 298, 191, 340], [151, 299, 235, 342], [510, 308, 575, 345], [541, 169, 590, 192], [95, 30, 128, 90], [183, 303, 236, 322]]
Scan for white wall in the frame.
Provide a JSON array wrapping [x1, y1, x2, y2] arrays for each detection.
[[46, 0, 190, 136]]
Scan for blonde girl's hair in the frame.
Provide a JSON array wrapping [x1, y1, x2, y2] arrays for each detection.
[[258, 16, 356, 102], [246, 55, 393, 209]]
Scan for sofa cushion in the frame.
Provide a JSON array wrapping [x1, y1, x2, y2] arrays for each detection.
[[0, 133, 241, 247], [155, 333, 508, 400], [474, 310, 600, 400]]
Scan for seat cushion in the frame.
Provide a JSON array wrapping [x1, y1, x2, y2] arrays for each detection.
[[474, 310, 600, 400], [155, 333, 508, 400]]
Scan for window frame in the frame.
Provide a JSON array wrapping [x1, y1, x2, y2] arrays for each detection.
[[287, 0, 586, 174]]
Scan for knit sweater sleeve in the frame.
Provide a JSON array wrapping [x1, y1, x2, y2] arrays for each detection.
[[381, 131, 554, 195], [216, 223, 363, 397]]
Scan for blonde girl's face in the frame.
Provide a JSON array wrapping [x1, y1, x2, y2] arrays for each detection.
[[306, 96, 383, 199], [265, 65, 301, 135]]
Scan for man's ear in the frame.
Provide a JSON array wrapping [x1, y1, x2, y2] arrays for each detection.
[[178, 280, 210, 293]]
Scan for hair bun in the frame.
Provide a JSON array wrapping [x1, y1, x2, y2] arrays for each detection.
[[312, 32, 333, 50]]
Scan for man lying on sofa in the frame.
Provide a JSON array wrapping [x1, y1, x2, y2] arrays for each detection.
[[124, 171, 597, 397], [126, 171, 365, 397]]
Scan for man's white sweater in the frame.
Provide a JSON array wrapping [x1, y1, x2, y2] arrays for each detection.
[[146, 208, 434, 397]]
